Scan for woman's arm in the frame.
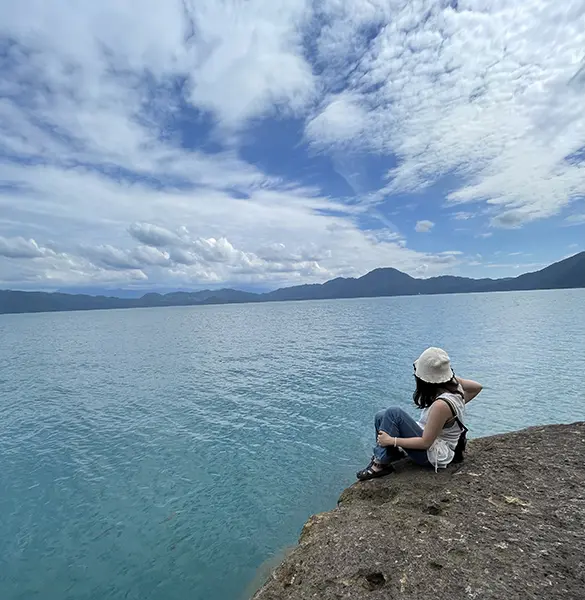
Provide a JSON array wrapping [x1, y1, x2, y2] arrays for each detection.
[[456, 377, 483, 403], [377, 401, 452, 450]]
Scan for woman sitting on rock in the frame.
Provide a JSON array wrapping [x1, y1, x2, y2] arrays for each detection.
[[357, 347, 482, 481]]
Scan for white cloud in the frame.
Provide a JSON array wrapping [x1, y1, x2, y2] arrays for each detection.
[[0, 236, 46, 259], [185, 0, 315, 130], [80, 244, 170, 270], [0, 152, 469, 288], [131, 246, 171, 267], [305, 93, 368, 147], [128, 223, 187, 248], [452, 212, 474, 221], [2, 0, 579, 289], [565, 213, 585, 226], [306, 0, 585, 227], [0, 246, 148, 287], [168, 248, 199, 267], [415, 220, 434, 233], [0, 175, 467, 287], [80, 244, 145, 270]]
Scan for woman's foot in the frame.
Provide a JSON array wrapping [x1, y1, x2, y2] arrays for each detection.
[[356, 457, 395, 481]]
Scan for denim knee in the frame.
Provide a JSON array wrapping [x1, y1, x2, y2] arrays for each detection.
[[384, 406, 404, 419], [375, 409, 386, 423]]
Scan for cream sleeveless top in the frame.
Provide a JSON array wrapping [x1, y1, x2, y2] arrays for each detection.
[[417, 384, 466, 470]]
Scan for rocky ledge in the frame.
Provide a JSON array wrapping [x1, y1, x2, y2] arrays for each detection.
[[253, 422, 585, 600]]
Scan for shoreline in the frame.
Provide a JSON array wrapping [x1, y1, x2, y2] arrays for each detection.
[[242, 546, 297, 600], [2, 285, 584, 317]]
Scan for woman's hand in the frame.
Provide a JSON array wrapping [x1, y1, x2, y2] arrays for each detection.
[[456, 377, 483, 403], [377, 430, 394, 447]]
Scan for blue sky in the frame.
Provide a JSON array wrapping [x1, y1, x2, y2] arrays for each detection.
[[0, 0, 584, 292]]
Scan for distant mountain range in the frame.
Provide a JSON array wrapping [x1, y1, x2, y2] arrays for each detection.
[[1, 251, 584, 315]]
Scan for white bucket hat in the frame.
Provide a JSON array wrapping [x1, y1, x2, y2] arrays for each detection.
[[414, 347, 454, 384]]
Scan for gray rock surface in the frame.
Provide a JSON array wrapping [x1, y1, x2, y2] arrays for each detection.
[[253, 422, 585, 600]]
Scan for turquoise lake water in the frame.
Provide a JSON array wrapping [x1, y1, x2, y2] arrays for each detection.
[[1, 289, 584, 600]]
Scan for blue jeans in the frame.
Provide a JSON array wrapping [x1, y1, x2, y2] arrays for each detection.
[[374, 407, 430, 466]]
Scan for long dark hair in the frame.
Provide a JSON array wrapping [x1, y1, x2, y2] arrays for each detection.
[[413, 375, 462, 409]]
